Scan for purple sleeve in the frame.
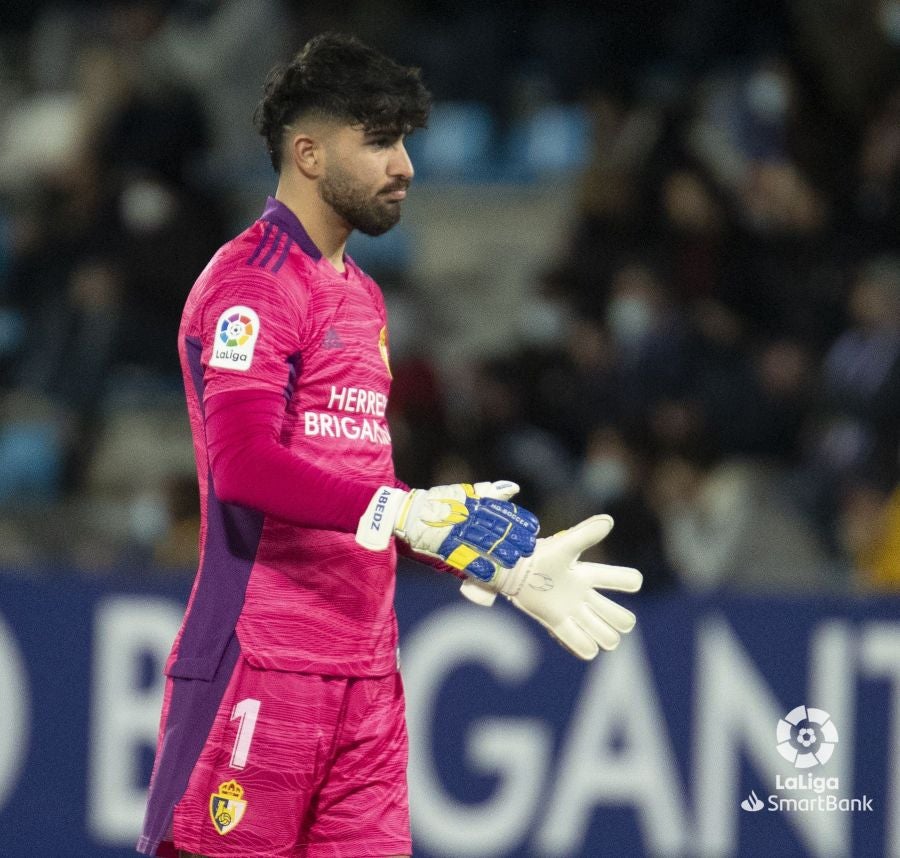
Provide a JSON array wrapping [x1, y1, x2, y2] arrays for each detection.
[[206, 388, 380, 530]]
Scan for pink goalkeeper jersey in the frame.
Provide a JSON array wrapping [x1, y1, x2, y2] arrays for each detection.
[[169, 197, 399, 679]]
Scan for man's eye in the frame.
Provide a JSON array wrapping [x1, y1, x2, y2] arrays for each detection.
[[369, 137, 393, 149]]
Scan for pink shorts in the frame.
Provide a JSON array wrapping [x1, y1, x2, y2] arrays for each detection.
[[161, 656, 410, 857]]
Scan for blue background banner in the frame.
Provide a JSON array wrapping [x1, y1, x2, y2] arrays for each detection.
[[1, 569, 898, 857]]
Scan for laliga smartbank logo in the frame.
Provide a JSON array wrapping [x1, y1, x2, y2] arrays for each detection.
[[739, 706, 873, 814]]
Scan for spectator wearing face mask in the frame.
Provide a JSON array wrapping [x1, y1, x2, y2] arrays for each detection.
[[576, 425, 677, 592]]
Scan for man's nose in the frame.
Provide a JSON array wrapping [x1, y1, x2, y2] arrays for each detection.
[[389, 141, 414, 180]]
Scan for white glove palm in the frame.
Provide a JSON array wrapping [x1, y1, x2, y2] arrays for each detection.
[[461, 515, 642, 660]]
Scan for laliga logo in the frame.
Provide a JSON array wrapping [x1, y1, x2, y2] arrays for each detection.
[[776, 705, 839, 769], [210, 305, 259, 372]]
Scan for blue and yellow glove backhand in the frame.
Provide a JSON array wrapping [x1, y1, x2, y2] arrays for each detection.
[[356, 480, 539, 582]]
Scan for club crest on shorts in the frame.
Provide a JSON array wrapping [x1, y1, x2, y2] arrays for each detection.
[[209, 779, 247, 835]]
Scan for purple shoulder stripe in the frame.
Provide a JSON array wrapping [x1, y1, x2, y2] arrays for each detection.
[[260, 196, 322, 260], [246, 220, 274, 265], [272, 234, 294, 272], [257, 226, 286, 270]]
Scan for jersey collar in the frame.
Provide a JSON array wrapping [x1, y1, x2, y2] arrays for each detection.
[[260, 197, 323, 260]]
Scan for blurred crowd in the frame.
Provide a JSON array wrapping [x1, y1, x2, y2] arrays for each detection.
[[0, 0, 898, 593]]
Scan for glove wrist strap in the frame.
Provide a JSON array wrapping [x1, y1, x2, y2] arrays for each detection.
[[356, 486, 408, 550]]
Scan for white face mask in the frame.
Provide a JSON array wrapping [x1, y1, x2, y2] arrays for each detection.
[[745, 69, 789, 122], [606, 295, 655, 348], [119, 179, 176, 233], [517, 296, 569, 346], [580, 457, 630, 503], [882, 0, 900, 44], [129, 492, 171, 545]]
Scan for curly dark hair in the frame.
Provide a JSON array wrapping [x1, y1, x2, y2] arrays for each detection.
[[254, 32, 432, 172]]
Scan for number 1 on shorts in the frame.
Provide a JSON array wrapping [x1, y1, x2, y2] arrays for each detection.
[[229, 698, 261, 769]]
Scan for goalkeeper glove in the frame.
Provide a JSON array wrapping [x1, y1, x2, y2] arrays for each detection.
[[460, 514, 641, 660], [356, 480, 539, 580]]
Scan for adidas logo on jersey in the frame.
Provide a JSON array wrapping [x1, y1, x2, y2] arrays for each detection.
[[323, 327, 344, 349]]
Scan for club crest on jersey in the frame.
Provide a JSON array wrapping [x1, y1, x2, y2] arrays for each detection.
[[210, 306, 259, 372], [378, 325, 392, 377], [209, 779, 247, 835]]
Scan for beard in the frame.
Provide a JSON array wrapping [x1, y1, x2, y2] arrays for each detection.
[[319, 163, 405, 236]]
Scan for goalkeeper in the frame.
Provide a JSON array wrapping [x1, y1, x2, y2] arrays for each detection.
[[138, 32, 641, 858]]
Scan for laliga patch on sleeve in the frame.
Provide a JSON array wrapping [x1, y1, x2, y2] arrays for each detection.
[[209, 306, 260, 371]]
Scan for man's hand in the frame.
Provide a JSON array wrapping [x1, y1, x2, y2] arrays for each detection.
[[460, 515, 642, 660], [356, 480, 539, 579]]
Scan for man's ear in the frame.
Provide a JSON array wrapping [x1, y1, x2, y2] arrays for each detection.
[[288, 131, 324, 179]]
